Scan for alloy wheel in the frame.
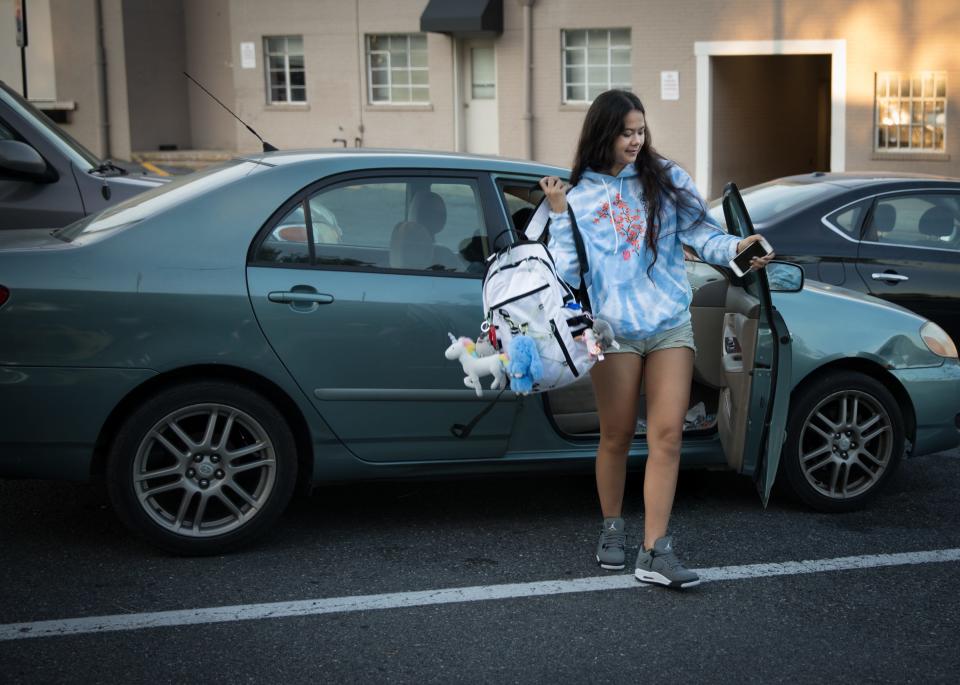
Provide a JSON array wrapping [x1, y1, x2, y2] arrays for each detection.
[[132, 403, 277, 537], [797, 389, 893, 500]]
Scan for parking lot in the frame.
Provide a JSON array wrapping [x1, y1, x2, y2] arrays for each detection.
[[1, 447, 958, 684]]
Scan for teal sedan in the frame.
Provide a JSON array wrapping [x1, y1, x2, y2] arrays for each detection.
[[1, 151, 958, 555]]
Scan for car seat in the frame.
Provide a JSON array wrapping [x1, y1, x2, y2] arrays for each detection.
[[409, 191, 461, 270], [864, 203, 896, 242], [389, 221, 435, 269], [918, 206, 955, 242]]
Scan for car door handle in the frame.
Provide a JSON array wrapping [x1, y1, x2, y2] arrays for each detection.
[[871, 272, 909, 282], [267, 291, 334, 304]]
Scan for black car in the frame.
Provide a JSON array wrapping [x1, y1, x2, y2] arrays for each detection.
[[710, 173, 960, 344]]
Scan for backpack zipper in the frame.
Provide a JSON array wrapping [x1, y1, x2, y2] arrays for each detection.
[[488, 283, 551, 310]]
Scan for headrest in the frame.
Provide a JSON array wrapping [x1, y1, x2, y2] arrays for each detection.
[[410, 191, 447, 236], [871, 204, 897, 232], [918, 206, 955, 237]]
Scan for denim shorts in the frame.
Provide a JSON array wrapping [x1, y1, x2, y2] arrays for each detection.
[[607, 321, 697, 357]]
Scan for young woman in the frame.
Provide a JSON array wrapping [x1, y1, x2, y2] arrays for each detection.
[[539, 89, 774, 589]]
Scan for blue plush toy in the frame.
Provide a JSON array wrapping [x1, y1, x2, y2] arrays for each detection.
[[508, 334, 544, 395]]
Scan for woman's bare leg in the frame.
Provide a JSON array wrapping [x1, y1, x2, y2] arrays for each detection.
[[589, 353, 644, 517], [640, 346, 695, 549]]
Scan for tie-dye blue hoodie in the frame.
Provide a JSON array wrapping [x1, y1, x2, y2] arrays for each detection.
[[547, 162, 740, 340]]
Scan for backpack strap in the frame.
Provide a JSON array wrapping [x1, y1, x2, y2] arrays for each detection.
[[566, 205, 592, 314]]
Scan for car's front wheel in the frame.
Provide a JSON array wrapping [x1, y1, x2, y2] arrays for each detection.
[[781, 371, 904, 512], [107, 381, 297, 555]]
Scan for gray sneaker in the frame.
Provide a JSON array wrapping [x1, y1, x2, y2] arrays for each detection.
[[634, 536, 701, 588], [596, 517, 626, 570]]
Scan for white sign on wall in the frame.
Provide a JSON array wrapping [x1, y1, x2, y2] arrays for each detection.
[[240, 42, 256, 69], [660, 71, 679, 101]]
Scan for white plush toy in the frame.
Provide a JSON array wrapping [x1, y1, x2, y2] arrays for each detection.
[[445, 333, 508, 397]]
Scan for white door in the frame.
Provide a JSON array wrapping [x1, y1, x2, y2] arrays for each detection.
[[464, 42, 498, 155]]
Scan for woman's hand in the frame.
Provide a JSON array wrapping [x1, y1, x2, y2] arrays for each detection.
[[735, 234, 776, 271], [538, 176, 568, 214]]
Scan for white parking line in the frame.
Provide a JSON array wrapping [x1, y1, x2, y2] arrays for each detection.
[[2, 548, 959, 641]]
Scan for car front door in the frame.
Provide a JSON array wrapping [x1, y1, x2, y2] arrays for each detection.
[[722, 183, 793, 505], [855, 191, 960, 344], [247, 171, 518, 463]]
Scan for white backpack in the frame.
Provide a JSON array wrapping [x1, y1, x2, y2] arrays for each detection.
[[450, 203, 609, 439], [481, 205, 595, 392]]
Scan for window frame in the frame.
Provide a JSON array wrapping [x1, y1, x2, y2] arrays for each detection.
[[249, 169, 503, 278], [365, 33, 430, 105], [263, 35, 307, 105], [874, 71, 947, 153], [561, 28, 632, 104]]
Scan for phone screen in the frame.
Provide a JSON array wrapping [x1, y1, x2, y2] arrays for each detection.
[[732, 240, 771, 273]]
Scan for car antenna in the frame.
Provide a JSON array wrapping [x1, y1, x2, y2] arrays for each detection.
[[183, 71, 278, 152]]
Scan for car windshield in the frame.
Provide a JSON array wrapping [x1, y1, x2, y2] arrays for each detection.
[[1, 82, 101, 169], [708, 180, 845, 226], [54, 159, 264, 242]]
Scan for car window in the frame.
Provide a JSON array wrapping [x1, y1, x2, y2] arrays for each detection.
[[0, 119, 15, 140], [496, 178, 545, 235], [256, 176, 490, 274], [826, 200, 869, 238], [708, 181, 844, 225], [864, 193, 960, 251]]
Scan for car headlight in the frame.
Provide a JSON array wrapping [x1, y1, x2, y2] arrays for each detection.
[[920, 322, 958, 359]]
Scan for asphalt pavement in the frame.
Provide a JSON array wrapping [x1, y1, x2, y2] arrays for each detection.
[[1, 447, 959, 683]]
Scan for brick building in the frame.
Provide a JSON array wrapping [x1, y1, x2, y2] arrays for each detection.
[[1, 0, 957, 197]]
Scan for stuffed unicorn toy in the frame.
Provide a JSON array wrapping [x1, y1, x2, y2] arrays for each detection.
[[445, 333, 508, 397]]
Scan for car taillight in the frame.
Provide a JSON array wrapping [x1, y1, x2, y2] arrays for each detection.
[[0, 285, 8, 308]]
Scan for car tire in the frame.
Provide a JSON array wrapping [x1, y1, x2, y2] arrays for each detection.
[[107, 380, 297, 555], [781, 371, 904, 513]]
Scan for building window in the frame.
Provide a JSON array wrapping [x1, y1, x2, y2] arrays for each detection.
[[562, 28, 631, 103], [366, 34, 430, 104], [875, 72, 947, 152], [265, 36, 306, 104]]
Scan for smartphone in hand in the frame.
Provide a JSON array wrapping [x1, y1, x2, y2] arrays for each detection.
[[729, 236, 773, 277]]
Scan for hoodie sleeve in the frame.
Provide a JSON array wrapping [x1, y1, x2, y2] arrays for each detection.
[[671, 166, 740, 267], [545, 208, 583, 288]]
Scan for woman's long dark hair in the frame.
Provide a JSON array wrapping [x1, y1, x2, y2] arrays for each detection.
[[570, 89, 705, 272]]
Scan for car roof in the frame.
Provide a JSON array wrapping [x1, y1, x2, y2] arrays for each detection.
[[771, 171, 960, 188], [238, 148, 569, 176]]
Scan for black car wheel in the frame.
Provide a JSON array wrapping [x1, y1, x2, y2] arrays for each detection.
[[782, 371, 904, 512], [107, 381, 297, 555]]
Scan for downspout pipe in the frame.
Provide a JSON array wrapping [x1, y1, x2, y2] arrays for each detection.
[[519, 0, 535, 160], [95, 0, 111, 159]]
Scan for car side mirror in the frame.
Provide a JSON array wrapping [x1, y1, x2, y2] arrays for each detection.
[[766, 261, 804, 292], [0, 140, 55, 182]]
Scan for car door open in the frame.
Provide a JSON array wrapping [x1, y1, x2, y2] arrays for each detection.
[[720, 183, 793, 506]]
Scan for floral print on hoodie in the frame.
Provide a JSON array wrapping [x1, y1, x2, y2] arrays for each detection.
[[547, 162, 740, 340]]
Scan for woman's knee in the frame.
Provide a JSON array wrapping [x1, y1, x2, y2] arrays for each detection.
[[646, 426, 682, 455], [599, 428, 635, 454]]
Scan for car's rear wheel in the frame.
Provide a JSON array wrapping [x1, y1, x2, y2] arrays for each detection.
[[781, 371, 904, 512], [107, 381, 297, 555]]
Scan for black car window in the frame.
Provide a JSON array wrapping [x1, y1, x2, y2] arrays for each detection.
[[864, 193, 960, 251], [257, 176, 489, 274], [827, 201, 869, 238], [0, 119, 15, 140]]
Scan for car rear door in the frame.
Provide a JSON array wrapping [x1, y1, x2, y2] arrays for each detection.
[[722, 183, 793, 506], [247, 170, 518, 463], [855, 190, 960, 344]]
